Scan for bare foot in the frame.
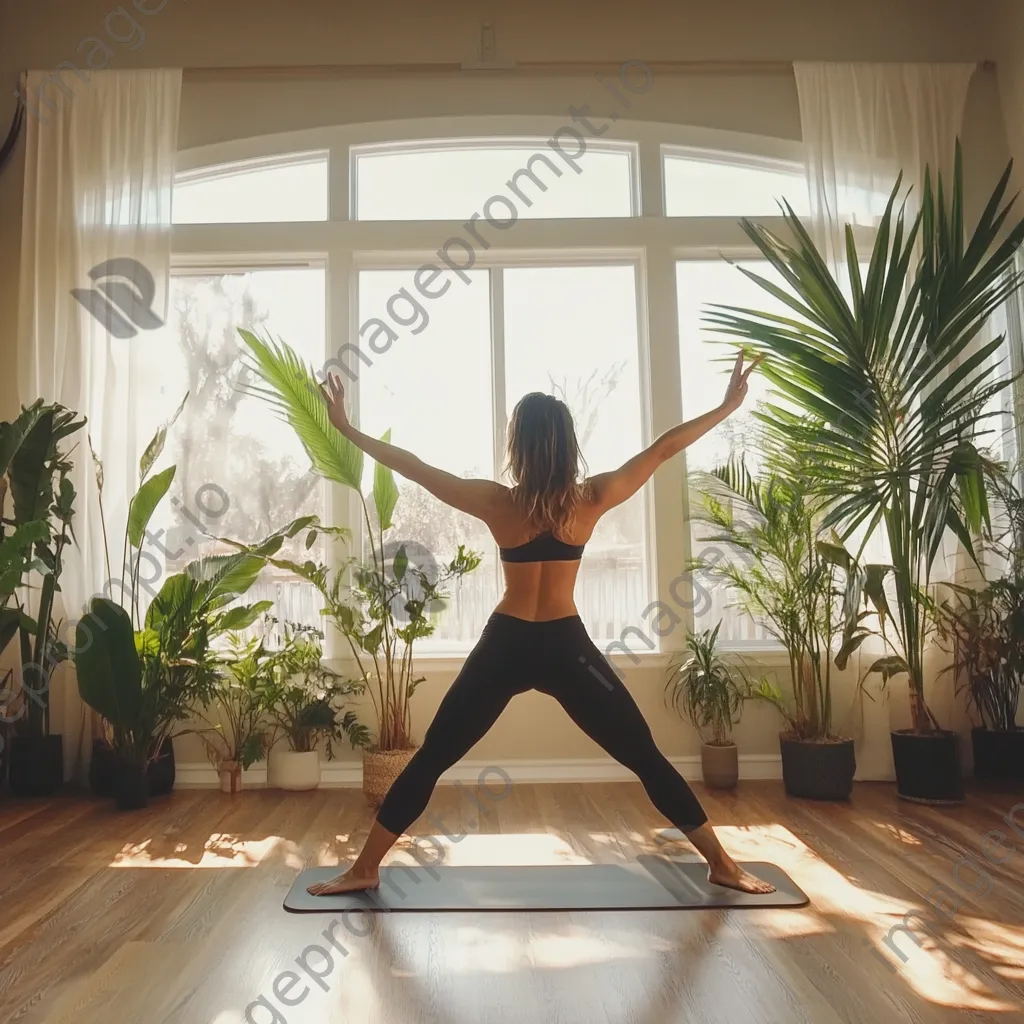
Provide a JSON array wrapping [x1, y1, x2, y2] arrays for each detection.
[[307, 868, 380, 896], [708, 858, 776, 895]]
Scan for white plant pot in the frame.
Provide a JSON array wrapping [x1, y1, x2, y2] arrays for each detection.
[[268, 750, 321, 791], [219, 760, 242, 795]]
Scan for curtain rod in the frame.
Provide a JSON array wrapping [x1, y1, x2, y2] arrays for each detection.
[[182, 58, 996, 81]]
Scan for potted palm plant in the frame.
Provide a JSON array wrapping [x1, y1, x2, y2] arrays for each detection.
[[691, 457, 857, 799], [938, 482, 1024, 781], [234, 328, 481, 806], [265, 621, 369, 790], [1, 400, 85, 796], [664, 622, 746, 788], [705, 142, 1024, 802]]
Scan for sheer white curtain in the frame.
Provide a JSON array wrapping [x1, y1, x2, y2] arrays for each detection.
[[793, 63, 975, 777], [17, 69, 182, 781], [795, 62, 975, 273]]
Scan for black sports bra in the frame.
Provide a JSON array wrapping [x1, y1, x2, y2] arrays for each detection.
[[499, 531, 585, 563]]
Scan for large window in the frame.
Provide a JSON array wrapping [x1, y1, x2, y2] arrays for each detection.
[[170, 120, 845, 655]]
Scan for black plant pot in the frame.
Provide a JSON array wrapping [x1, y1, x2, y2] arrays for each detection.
[[971, 727, 1024, 783], [8, 734, 64, 797], [891, 729, 964, 803], [114, 761, 149, 811], [148, 738, 176, 797], [90, 737, 176, 798], [89, 739, 119, 797], [780, 735, 857, 800]]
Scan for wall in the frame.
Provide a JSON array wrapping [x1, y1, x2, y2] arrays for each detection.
[[0, 0, 1012, 780]]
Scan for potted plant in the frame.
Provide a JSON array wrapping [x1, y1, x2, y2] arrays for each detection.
[[194, 634, 277, 794], [0, 400, 85, 796], [234, 328, 481, 806], [706, 141, 1024, 802], [75, 520, 306, 809], [0, 514, 50, 789], [692, 458, 857, 799], [264, 621, 369, 790], [84, 397, 185, 797], [664, 621, 746, 788], [938, 483, 1024, 782]]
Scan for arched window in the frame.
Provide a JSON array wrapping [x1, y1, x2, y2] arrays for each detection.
[[164, 118, 824, 655]]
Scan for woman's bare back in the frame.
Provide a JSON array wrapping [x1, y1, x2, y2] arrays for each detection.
[[486, 485, 603, 622]]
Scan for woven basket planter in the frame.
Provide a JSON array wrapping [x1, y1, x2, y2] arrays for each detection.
[[362, 747, 418, 807]]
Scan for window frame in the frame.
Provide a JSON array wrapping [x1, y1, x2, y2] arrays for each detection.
[[170, 117, 819, 663]]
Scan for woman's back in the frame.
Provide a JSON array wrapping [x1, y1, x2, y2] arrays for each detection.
[[487, 485, 602, 622]]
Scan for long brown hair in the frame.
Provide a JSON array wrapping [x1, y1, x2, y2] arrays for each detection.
[[505, 392, 589, 534]]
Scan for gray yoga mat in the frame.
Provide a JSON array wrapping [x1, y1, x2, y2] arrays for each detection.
[[284, 856, 809, 913]]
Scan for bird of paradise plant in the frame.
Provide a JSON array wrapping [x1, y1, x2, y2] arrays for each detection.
[[233, 329, 480, 752]]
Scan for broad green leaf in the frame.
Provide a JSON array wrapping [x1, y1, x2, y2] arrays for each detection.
[[127, 465, 176, 548], [373, 429, 399, 531], [393, 544, 409, 583], [217, 601, 275, 633], [75, 598, 143, 726]]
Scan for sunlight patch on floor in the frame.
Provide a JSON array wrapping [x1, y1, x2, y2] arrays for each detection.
[[111, 834, 282, 868]]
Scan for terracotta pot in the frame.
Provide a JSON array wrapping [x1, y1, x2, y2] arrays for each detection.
[[362, 747, 417, 807], [701, 742, 738, 789], [268, 750, 321, 791], [219, 759, 242, 795]]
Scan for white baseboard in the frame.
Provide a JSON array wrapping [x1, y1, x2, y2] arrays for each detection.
[[173, 754, 783, 789]]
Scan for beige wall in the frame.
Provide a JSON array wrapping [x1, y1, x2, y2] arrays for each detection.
[[0, 0, 1013, 774]]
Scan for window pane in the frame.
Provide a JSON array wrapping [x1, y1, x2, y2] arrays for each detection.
[[676, 260, 790, 643], [357, 269, 498, 645], [503, 265, 647, 644], [136, 267, 327, 630], [353, 142, 634, 220], [664, 152, 808, 217], [173, 153, 329, 224]]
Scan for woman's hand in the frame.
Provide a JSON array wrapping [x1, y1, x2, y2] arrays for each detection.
[[319, 372, 351, 434], [721, 351, 763, 413]]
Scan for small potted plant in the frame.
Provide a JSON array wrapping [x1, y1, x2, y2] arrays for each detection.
[[938, 483, 1024, 782], [692, 458, 857, 800], [665, 621, 746, 788], [265, 621, 369, 790], [195, 635, 277, 794]]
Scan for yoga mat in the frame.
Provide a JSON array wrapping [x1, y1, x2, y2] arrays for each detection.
[[284, 856, 809, 913]]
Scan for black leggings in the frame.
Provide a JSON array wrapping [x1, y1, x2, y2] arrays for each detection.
[[376, 612, 709, 836]]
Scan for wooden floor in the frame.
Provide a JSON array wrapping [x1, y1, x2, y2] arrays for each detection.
[[1, 780, 1023, 1024]]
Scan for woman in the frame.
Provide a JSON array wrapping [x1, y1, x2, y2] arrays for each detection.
[[311, 351, 773, 896]]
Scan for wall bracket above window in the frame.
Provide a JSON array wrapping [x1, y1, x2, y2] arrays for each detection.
[[461, 21, 517, 71]]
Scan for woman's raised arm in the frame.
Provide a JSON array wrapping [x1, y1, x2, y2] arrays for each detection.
[[319, 373, 505, 520], [587, 351, 762, 514]]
